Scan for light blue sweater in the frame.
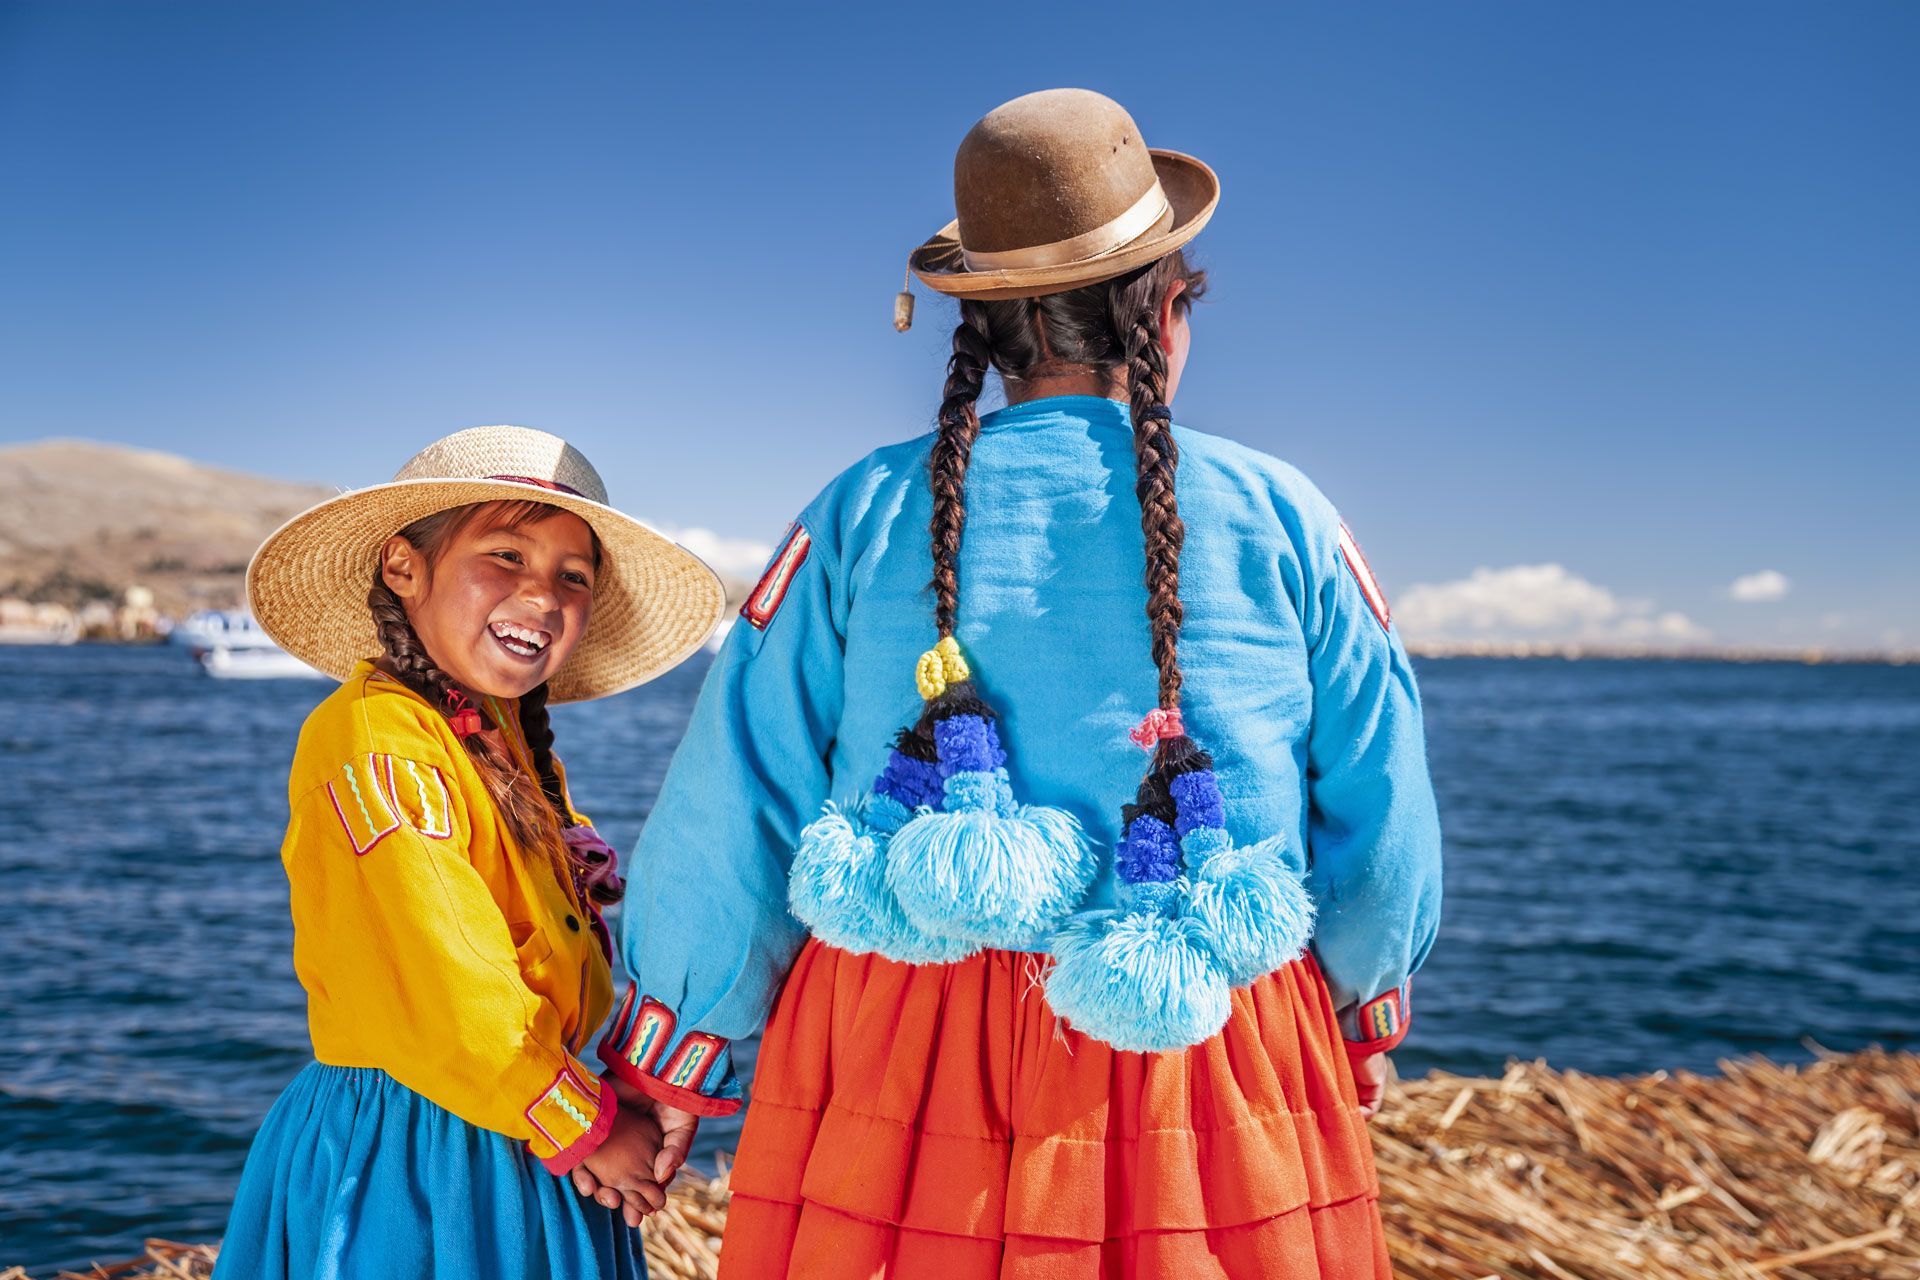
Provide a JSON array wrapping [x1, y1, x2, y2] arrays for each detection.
[[600, 395, 1442, 1113]]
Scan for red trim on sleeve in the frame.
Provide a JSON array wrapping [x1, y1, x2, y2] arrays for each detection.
[[1343, 984, 1410, 1057], [1343, 1020, 1410, 1059], [535, 1075, 617, 1174], [597, 1040, 742, 1118]]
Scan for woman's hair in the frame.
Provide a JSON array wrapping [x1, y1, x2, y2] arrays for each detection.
[[365, 500, 621, 906], [931, 249, 1208, 750]]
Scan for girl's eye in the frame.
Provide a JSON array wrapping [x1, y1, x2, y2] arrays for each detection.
[[562, 572, 591, 588], [491, 550, 524, 565]]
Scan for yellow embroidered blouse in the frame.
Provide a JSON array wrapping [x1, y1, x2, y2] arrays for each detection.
[[282, 660, 616, 1173]]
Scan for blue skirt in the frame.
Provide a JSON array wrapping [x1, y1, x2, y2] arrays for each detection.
[[215, 1063, 647, 1280]]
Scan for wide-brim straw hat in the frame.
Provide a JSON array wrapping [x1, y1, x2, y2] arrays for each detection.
[[247, 425, 728, 703], [906, 88, 1219, 303]]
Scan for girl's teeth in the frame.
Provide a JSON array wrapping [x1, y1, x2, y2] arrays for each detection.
[[492, 622, 547, 655]]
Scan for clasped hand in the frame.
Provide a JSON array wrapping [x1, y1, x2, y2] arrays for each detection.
[[567, 1078, 701, 1228]]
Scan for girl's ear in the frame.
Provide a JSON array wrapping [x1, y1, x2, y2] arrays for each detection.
[[380, 535, 426, 602], [1157, 277, 1189, 356]]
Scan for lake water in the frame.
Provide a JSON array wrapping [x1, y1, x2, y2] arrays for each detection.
[[2, 646, 1915, 1272]]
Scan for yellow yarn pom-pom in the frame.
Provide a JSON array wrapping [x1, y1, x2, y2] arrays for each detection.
[[915, 635, 971, 700]]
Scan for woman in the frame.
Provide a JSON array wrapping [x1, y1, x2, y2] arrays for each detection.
[[589, 89, 1442, 1278]]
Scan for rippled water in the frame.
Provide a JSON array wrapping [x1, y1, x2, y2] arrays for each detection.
[[2, 647, 1915, 1272]]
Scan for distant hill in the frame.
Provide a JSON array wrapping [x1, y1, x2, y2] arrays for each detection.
[[0, 439, 758, 621], [0, 440, 335, 616]]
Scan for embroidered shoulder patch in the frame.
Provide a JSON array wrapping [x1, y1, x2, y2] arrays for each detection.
[[741, 523, 811, 631], [1337, 521, 1392, 632], [384, 756, 454, 840], [326, 755, 402, 855], [324, 753, 455, 854]]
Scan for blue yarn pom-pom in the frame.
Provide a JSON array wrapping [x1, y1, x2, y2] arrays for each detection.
[[886, 772, 1096, 949], [1044, 906, 1233, 1052], [874, 749, 946, 811], [1182, 829, 1317, 986], [1169, 769, 1226, 836], [934, 714, 1007, 776], [1121, 878, 1181, 917], [943, 768, 1019, 817], [788, 796, 975, 964], [1116, 813, 1181, 884]]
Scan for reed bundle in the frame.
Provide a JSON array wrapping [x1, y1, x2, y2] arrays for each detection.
[[1368, 1045, 1917, 1279], [13, 1047, 1913, 1280]]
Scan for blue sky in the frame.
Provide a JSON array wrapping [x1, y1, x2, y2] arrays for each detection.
[[2, 2, 1914, 649]]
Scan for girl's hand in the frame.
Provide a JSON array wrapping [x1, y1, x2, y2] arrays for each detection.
[[578, 1105, 667, 1226], [1349, 1049, 1389, 1119]]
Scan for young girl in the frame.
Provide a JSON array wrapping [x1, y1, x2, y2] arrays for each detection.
[[597, 90, 1443, 1278], [217, 425, 728, 1279]]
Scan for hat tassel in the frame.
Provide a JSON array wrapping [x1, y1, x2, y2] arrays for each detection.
[[893, 270, 916, 333]]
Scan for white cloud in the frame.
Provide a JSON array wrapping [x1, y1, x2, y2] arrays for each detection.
[[666, 526, 774, 584], [1728, 570, 1790, 603], [1395, 564, 1709, 646]]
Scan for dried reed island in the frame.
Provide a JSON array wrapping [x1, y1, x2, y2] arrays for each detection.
[[12, 1048, 1915, 1280]]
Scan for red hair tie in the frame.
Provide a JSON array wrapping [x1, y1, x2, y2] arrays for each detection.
[[445, 689, 484, 738], [1129, 707, 1184, 750]]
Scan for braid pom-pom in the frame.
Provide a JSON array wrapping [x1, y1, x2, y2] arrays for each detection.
[[788, 793, 975, 965], [1045, 905, 1232, 1053], [885, 686, 1095, 950], [915, 635, 972, 700]]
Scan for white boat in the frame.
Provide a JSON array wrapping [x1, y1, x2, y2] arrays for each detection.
[[172, 608, 263, 657], [176, 609, 328, 680], [200, 643, 329, 680]]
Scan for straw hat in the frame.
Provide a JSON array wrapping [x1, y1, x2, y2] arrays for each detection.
[[905, 88, 1219, 304], [247, 425, 727, 703]]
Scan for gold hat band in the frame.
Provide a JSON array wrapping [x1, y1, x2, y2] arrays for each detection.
[[959, 180, 1171, 273]]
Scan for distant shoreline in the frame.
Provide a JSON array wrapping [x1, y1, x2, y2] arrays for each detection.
[[1405, 641, 1919, 666]]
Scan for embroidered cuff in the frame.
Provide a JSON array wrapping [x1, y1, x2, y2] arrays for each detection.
[[525, 1060, 616, 1174], [1339, 981, 1411, 1057], [596, 983, 743, 1118]]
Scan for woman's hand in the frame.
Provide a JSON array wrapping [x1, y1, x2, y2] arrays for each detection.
[[1349, 1049, 1390, 1119], [608, 1076, 702, 1185]]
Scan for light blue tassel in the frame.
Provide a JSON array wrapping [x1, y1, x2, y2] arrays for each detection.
[[1043, 896, 1233, 1052], [1182, 829, 1317, 987], [886, 769, 1096, 949], [789, 794, 976, 964]]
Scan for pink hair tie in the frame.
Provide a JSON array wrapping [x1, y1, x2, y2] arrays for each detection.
[[1129, 707, 1185, 750]]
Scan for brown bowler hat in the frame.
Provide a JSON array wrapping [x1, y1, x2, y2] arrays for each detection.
[[906, 88, 1219, 304]]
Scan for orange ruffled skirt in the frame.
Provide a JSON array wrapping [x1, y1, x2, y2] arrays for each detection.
[[719, 939, 1391, 1279]]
